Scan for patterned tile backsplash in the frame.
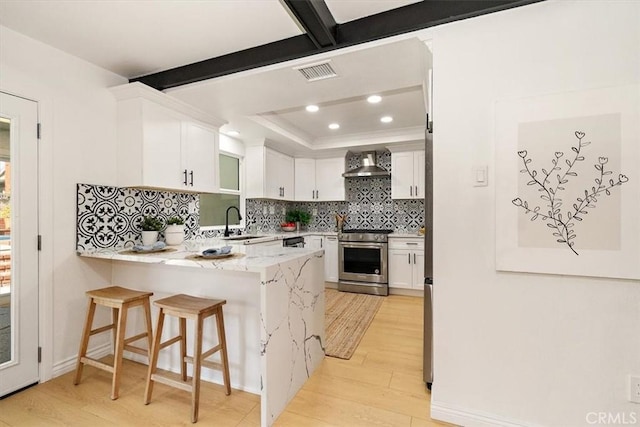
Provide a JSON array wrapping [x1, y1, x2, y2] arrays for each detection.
[[246, 150, 424, 233], [77, 150, 424, 250]]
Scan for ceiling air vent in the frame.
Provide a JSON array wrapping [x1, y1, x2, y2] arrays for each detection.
[[294, 61, 337, 82]]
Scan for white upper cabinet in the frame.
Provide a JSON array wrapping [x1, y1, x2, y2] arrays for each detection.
[[294, 157, 345, 202], [111, 82, 223, 193], [246, 146, 295, 200], [182, 122, 219, 193], [391, 150, 425, 199]]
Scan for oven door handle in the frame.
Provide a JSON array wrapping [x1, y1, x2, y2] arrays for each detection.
[[340, 242, 385, 250]]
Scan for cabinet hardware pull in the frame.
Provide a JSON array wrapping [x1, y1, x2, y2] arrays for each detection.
[[406, 242, 418, 245], [410, 186, 413, 196], [189, 170, 194, 186], [408, 253, 411, 264], [413, 253, 416, 264], [415, 185, 418, 196], [183, 169, 188, 186]]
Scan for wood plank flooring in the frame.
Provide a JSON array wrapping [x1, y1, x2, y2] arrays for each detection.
[[0, 292, 450, 426]]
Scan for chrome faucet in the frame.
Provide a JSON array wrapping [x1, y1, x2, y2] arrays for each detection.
[[224, 206, 242, 237]]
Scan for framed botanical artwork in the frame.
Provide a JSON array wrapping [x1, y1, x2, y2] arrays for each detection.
[[495, 85, 639, 279]]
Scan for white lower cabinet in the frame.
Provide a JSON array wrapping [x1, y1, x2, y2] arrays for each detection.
[[323, 235, 338, 283], [388, 238, 424, 290], [304, 235, 338, 282]]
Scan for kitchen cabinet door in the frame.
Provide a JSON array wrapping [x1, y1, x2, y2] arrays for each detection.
[[280, 153, 295, 200], [305, 236, 323, 250], [295, 158, 316, 201], [264, 148, 294, 200], [137, 101, 183, 190], [324, 235, 339, 282], [388, 249, 413, 289], [113, 84, 222, 192], [412, 251, 425, 288], [391, 151, 425, 199], [391, 152, 415, 199], [315, 158, 345, 201], [265, 148, 283, 199], [182, 122, 219, 193]]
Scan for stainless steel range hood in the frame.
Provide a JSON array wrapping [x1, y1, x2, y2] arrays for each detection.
[[342, 151, 390, 178]]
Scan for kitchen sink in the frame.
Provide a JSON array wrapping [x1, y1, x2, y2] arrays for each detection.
[[222, 235, 268, 241]]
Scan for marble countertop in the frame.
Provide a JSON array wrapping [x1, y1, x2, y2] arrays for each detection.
[[78, 242, 323, 274]]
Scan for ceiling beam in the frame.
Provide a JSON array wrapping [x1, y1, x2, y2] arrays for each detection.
[[131, 0, 541, 91], [283, 0, 337, 48]]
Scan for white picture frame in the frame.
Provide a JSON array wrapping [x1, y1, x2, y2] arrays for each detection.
[[495, 85, 640, 279]]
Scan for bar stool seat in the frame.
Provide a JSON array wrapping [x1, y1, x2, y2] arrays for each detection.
[[144, 294, 230, 423], [74, 285, 154, 400]]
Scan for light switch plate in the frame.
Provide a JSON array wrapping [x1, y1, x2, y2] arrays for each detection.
[[473, 165, 488, 187], [269, 206, 275, 215]]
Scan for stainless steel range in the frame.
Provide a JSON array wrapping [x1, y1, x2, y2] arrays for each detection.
[[338, 229, 392, 296]]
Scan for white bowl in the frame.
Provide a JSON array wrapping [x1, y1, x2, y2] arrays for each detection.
[[281, 225, 296, 232]]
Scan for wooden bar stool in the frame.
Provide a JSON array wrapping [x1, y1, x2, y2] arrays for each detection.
[[144, 294, 230, 423], [73, 286, 154, 400]]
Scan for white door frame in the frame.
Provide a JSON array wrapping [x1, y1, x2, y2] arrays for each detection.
[[0, 91, 39, 395]]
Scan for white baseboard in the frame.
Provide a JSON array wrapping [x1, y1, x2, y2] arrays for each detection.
[[51, 342, 112, 379], [431, 400, 540, 427], [389, 288, 423, 297]]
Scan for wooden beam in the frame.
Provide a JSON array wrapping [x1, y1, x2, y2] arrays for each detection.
[[131, 0, 541, 91], [283, 0, 337, 48]]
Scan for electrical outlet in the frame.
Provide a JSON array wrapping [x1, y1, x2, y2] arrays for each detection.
[[312, 208, 318, 216], [282, 207, 286, 215], [188, 201, 196, 213], [630, 375, 640, 403], [262, 206, 267, 215], [269, 206, 275, 215]]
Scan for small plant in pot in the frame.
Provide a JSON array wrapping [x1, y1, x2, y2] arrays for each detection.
[[164, 216, 185, 246], [285, 209, 311, 231], [139, 215, 163, 246]]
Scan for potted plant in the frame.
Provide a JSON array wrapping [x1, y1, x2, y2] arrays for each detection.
[[164, 216, 185, 246], [285, 209, 311, 231], [139, 215, 163, 246]]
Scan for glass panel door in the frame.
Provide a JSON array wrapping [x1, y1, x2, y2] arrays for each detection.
[[0, 92, 39, 396]]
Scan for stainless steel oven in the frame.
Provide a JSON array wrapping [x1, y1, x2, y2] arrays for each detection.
[[338, 230, 391, 296]]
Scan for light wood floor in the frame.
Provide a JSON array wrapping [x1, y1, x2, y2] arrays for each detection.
[[0, 293, 448, 426]]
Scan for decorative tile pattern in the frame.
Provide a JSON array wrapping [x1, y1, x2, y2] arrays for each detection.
[[246, 150, 424, 233], [77, 149, 424, 250], [76, 183, 214, 250]]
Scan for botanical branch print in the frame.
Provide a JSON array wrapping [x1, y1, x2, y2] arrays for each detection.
[[512, 131, 628, 255]]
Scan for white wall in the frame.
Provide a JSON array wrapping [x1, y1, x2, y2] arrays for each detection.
[[430, 1, 640, 426], [0, 26, 127, 379]]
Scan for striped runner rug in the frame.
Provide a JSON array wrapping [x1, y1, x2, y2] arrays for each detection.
[[324, 288, 384, 360]]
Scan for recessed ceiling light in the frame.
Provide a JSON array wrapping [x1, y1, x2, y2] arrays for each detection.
[[226, 130, 240, 136], [328, 123, 340, 130], [306, 105, 319, 112], [380, 116, 393, 123], [367, 95, 382, 104]]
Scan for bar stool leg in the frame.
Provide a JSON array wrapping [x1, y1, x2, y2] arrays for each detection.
[[142, 298, 154, 359], [111, 303, 129, 400], [179, 317, 187, 381], [144, 308, 165, 404], [216, 307, 231, 395], [191, 315, 204, 423], [112, 307, 119, 355], [74, 297, 97, 385]]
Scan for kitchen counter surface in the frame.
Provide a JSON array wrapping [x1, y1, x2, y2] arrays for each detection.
[[78, 241, 323, 273]]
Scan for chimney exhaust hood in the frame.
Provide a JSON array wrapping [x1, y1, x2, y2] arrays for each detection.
[[342, 151, 390, 178]]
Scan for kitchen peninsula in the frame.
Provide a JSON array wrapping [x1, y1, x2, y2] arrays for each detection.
[[78, 242, 325, 427]]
